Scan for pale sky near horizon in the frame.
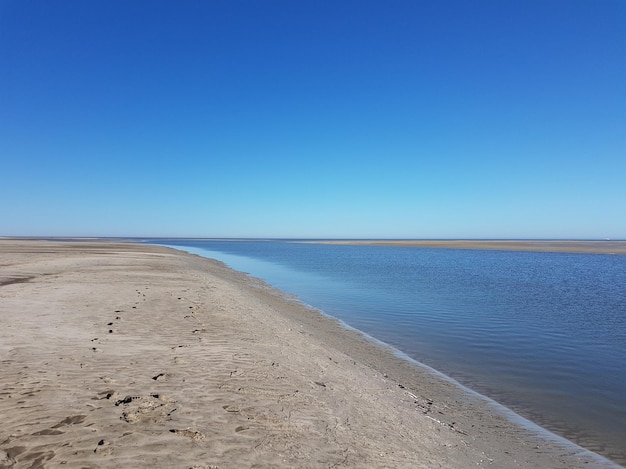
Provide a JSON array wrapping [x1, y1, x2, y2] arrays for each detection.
[[1, 1, 625, 239]]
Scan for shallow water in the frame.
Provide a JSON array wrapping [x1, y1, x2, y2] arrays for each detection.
[[150, 239, 626, 465]]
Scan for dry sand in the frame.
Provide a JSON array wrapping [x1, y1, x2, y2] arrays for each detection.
[[0, 240, 621, 468], [306, 240, 626, 254]]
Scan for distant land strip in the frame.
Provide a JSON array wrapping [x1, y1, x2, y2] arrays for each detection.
[[305, 240, 626, 254]]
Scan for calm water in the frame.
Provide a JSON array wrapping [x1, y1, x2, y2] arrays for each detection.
[[150, 239, 626, 465]]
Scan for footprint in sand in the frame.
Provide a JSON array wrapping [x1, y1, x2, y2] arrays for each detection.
[[115, 395, 176, 424], [32, 429, 64, 436], [93, 438, 113, 455], [51, 415, 87, 428], [169, 429, 205, 440]]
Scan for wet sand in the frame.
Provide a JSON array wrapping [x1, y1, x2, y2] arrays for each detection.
[[0, 240, 621, 468], [306, 240, 626, 254]]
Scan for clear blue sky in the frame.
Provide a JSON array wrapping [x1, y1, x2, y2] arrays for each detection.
[[1, 0, 625, 239]]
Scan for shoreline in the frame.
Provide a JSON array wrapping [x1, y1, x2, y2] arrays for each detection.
[[0, 239, 622, 468], [301, 239, 626, 254], [4, 237, 626, 255], [159, 242, 626, 467]]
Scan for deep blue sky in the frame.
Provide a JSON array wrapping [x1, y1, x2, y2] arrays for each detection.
[[1, 1, 625, 238]]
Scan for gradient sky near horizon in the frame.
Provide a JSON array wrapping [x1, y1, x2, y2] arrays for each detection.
[[1, 1, 625, 239]]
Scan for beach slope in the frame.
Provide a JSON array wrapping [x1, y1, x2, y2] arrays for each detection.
[[0, 240, 618, 468]]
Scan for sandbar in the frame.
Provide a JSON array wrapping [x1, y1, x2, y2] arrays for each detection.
[[0, 240, 620, 468], [305, 239, 626, 254]]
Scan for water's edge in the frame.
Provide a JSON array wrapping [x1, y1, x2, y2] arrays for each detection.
[[155, 242, 623, 469]]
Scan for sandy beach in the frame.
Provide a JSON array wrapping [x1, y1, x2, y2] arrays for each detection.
[[306, 240, 626, 254], [0, 240, 620, 468]]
